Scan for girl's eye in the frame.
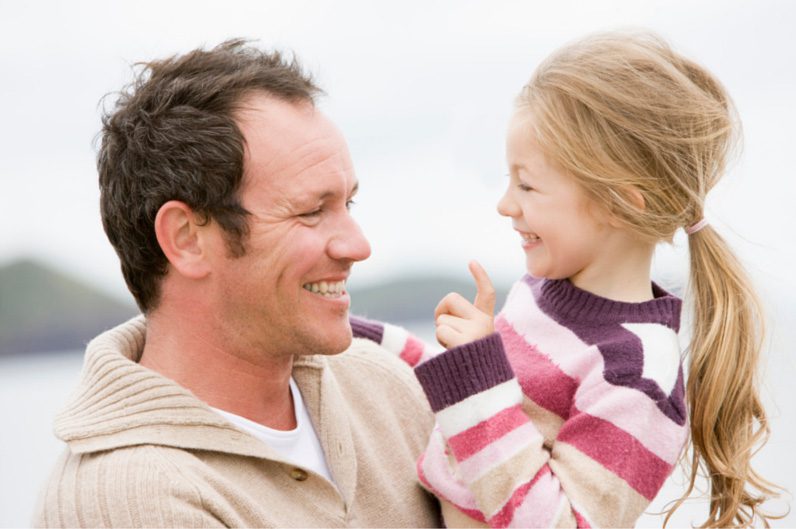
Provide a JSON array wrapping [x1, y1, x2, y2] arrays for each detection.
[[518, 183, 534, 192], [346, 199, 356, 210]]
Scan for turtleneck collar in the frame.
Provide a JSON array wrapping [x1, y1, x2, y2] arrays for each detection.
[[526, 275, 682, 331]]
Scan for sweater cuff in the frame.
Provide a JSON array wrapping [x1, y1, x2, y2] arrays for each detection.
[[414, 333, 514, 412], [349, 316, 384, 344]]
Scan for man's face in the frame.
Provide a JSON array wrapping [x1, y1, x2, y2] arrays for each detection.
[[206, 93, 371, 359]]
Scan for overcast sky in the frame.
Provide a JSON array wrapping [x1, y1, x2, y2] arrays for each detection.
[[2, 0, 795, 304]]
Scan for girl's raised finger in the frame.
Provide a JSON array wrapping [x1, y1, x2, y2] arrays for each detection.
[[469, 260, 496, 315]]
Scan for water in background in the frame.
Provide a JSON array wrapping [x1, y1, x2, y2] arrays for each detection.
[[2, 322, 793, 527], [0, 351, 84, 527]]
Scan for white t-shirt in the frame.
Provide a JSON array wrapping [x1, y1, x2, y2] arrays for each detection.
[[212, 378, 335, 484]]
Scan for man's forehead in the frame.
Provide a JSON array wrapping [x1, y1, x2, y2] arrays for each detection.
[[235, 94, 349, 169], [234, 92, 340, 142]]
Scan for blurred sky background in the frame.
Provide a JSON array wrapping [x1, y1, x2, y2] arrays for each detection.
[[1, 0, 795, 526]]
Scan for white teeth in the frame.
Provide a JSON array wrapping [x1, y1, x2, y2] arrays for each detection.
[[521, 232, 540, 241], [303, 280, 346, 297]]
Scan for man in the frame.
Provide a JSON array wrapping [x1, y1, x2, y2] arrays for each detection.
[[34, 40, 439, 528]]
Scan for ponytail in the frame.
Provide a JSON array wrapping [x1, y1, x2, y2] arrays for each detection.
[[667, 226, 781, 527]]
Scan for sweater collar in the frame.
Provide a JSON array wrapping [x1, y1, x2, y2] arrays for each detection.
[[53, 316, 326, 459], [526, 275, 682, 331]]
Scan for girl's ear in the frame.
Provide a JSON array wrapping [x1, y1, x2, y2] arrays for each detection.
[[603, 185, 646, 228], [625, 186, 646, 211], [154, 200, 213, 279]]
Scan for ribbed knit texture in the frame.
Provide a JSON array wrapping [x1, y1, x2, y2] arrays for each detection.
[[33, 316, 441, 528], [361, 276, 688, 528], [415, 333, 513, 412]]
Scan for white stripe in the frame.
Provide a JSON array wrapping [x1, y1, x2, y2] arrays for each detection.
[[623, 322, 682, 395], [436, 379, 523, 437], [507, 470, 562, 528], [420, 429, 480, 510], [420, 341, 443, 364], [380, 323, 409, 357], [457, 422, 543, 482]]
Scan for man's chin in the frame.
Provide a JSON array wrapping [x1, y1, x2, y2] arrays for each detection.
[[299, 324, 353, 357], [323, 329, 354, 356]]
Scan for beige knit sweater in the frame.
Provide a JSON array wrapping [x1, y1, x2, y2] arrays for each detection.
[[33, 317, 440, 528]]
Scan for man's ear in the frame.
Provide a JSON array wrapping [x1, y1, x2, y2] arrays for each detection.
[[154, 200, 213, 279]]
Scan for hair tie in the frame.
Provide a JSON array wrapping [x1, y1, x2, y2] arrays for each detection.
[[685, 218, 709, 235]]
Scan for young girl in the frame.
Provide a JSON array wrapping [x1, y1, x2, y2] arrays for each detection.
[[352, 31, 781, 527]]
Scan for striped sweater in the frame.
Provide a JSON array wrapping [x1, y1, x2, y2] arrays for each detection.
[[351, 275, 688, 528]]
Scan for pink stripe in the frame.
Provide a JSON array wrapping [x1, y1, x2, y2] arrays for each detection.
[[447, 404, 528, 461], [417, 452, 487, 523], [557, 411, 672, 500], [400, 335, 424, 367], [456, 423, 541, 481], [575, 368, 686, 463], [497, 317, 577, 419], [498, 287, 596, 380], [573, 509, 591, 528], [498, 307, 686, 463], [488, 466, 553, 527]]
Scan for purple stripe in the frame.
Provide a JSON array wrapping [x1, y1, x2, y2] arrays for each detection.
[[525, 275, 681, 329], [415, 333, 514, 412], [349, 316, 384, 344], [525, 277, 686, 425]]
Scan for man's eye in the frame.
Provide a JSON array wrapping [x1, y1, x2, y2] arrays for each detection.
[[299, 208, 322, 218], [346, 199, 356, 210]]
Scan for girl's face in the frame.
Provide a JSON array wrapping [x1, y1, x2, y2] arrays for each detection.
[[498, 110, 618, 287]]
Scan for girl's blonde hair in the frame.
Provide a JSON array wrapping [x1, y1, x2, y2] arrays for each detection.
[[517, 31, 781, 527]]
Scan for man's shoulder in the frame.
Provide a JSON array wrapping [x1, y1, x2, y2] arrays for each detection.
[[331, 337, 421, 388], [323, 338, 434, 426]]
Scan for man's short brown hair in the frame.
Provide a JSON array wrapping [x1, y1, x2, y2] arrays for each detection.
[[98, 39, 321, 312]]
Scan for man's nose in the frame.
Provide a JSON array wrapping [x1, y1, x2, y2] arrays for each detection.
[[328, 215, 371, 263]]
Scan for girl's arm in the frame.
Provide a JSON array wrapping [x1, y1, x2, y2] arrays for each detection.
[[349, 315, 440, 367]]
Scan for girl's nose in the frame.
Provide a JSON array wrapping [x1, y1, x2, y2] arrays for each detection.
[[497, 188, 518, 218]]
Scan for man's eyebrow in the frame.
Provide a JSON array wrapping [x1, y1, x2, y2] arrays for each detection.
[[304, 181, 359, 202]]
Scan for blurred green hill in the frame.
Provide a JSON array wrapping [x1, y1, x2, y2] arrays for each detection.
[[350, 275, 509, 324], [0, 258, 509, 357], [0, 258, 138, 357]]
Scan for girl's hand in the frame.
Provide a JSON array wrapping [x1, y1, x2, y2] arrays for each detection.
[[434, 261, 496, 349]]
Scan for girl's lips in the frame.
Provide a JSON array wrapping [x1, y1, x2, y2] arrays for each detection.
[[515, 229, 540, 246]]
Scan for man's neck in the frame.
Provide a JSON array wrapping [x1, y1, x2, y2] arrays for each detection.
[[139, 312, 297, 431]]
